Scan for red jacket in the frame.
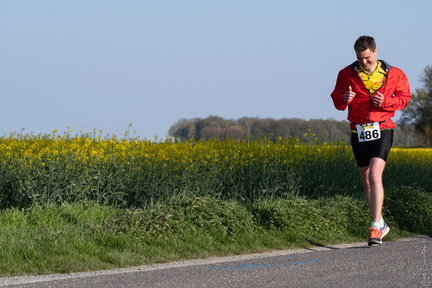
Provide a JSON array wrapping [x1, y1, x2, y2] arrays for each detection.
[[331, 60, 411, 130]]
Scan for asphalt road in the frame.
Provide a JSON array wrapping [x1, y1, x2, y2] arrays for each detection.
[[1, 236, 430, 288]]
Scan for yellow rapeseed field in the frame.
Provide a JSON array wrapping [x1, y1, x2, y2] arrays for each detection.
[[0, 132, 429, 208]]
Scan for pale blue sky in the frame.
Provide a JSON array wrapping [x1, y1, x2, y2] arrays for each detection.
[[1, 1, 431, 139]]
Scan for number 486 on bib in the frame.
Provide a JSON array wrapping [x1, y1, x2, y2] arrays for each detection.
[[355, 122, 381, 142]]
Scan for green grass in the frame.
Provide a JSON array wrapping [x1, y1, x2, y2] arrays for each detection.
[[0, 137, 430, 276], [0, 190, 429, 277]]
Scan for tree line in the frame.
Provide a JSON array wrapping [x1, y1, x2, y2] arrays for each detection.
[[169, 116, 415, 146]]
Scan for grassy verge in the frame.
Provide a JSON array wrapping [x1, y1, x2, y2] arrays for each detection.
[[1, 187, 430, 277]]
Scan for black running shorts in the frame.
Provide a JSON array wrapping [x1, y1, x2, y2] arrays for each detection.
[[350, 129, 394, 167]]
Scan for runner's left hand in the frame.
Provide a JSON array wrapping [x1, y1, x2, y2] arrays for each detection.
[[372, 92, 384, 107]]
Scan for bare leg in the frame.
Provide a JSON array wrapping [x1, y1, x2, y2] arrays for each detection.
[[358, 157, 386, 223]]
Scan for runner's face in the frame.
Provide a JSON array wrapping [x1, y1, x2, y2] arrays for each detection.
[[356, 48, 377, 72]]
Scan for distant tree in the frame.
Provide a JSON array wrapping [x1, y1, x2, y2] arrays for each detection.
[[281, 118, 307, 138], [393, 126, 416, 147], [399, 65, 432, 147], [201, 126, 225, 140], [238, 117, 255, 141], [225, 126, 246, 139], [169, 118, 196, 140], [196, 116, 230, 140]]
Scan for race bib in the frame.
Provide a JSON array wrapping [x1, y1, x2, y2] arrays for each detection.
[[356, 122, 381, 142]]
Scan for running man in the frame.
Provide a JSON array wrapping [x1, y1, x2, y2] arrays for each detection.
[[331, 36, 411, 246]]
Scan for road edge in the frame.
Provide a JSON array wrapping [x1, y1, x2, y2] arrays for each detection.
[[0, 236, 427, 287]]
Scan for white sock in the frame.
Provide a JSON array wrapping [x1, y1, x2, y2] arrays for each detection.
[[380, 217, 385, 227], [371, 222, 380, 228]]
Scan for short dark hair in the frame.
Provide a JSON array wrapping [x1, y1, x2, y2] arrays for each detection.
[[354, 36, 376, 53]]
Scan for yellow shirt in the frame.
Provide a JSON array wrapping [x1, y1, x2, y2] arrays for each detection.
[[358, 61, 387, 94]]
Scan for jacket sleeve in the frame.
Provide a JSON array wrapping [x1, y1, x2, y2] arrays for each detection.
[[381, 69, 411, 112], [331, 70, 349, 111]]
